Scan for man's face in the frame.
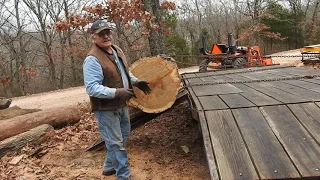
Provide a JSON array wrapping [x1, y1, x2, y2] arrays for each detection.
[[93, 29, 113, 50]]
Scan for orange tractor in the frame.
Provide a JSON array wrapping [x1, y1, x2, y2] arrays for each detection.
[[199, 33, 274, 72]]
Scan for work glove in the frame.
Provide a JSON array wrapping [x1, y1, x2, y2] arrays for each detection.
[[115, 88, 135, 101], [136, 80, 152, 95]]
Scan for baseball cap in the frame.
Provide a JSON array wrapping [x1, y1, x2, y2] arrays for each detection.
[[90, 20, 113, 34]]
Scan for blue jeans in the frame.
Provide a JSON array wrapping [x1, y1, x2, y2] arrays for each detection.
[[94, 107, 131, 180]]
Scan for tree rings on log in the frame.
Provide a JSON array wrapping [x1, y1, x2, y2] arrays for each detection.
[[128, 56, 181, 113]]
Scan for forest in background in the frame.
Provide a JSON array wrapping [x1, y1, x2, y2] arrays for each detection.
[[0, 0, 319, 97]]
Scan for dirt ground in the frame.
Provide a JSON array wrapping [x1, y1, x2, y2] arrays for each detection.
[[0, 101, 210, 180]]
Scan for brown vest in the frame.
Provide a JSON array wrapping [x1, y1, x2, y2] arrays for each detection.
[[87, 44, 132, 111]]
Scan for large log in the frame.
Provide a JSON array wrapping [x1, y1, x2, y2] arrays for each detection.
[[128, 56, 181, 113], [0, 124, 54, 158], [0, 107, 81, 141], [0, 106, 40, 120]]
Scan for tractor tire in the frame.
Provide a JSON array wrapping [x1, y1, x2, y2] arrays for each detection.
[[232, 58, 247, 68], [221, 59, 233, 67], [199, 59, 211, 72]]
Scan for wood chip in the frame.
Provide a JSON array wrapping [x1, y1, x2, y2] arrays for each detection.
[[9, 154, 24, 165]]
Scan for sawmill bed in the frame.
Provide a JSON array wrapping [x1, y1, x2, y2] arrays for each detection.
[[181, 65, 320, 180]]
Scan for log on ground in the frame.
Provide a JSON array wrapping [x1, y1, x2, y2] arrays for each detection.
[[0, 124, 54, 158], [0, 107, 81, 141], [128, 56, 181, 113]]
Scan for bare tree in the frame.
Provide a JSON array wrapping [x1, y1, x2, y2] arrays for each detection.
[[22, 0, 58, 89], [0, 0, 34, 96]]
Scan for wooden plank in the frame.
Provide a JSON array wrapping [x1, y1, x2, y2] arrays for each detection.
[[283, 80, 320, 93], [212, 75, 234, 82], [193, 84, 243, 96], [182, 74, 198, 86], [199, 75, 247, 84], [249, 65, 288, 71], [184, 74, 203, 86], [245, 82, 308, 104], [258, 70, 294, 79], [238, 71, 266, 80], [198, 96, 229, 110], [196, 71, 221, 78], [197, 69, 247, 77], [239, 70, 296, 80], [260, 105, 320, 177], [187, 79, 206, 86], [219, 94, 256, 108], [199, 112, 219, 180], [317, 102, 320, 106], [195, 65, 287, 78], [206, 110, 259, 180], [265, 81, 320, 101], [186, 87, 202, 111], [216, 68, 254, 75], [266, 69, 300, 78], [182, 74, 196, 78], [288, 103, 320, 144], [199, 76, 218, 81], [224, 74, 252, 81], [199, 76, 227, 83], [233, 108, 300, 179], [233, 84, 282, 106], [280, 67, 320, 76], [237, 69, 296, 81], [302, 78, 320, 85]]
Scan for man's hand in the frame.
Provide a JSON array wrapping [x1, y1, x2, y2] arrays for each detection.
[[115, 88, 135, 101], [137, 80, 152, 95]]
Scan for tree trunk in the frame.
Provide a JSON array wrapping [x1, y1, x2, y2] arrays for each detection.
[[58, 32, 67, 89], [142, 0, 165, 56], [0, 107, 81, 141], [308, 0, 320, 44], [128, 56, 181, 113], [0, 124, 54, 158]]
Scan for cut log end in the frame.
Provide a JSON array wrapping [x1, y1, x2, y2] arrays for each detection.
[[128, 56, 181, 113]]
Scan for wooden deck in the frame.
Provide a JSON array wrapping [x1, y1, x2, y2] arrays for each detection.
[[181, 65, 320, 180]]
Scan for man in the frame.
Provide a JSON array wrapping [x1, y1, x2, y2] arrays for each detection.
[[83, 19, 151, 180]]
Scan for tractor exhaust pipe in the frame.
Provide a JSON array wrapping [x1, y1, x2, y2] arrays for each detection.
[[200, 36, 207, 54], [227, 33, 236, 54]]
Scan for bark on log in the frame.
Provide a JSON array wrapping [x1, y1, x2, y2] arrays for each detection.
[[0, 124, 54, 158], [0, 107, 81, 141], [128, 56, 181, 113]]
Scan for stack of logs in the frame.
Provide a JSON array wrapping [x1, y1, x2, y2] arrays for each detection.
[[0, 106, 84, 158]]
